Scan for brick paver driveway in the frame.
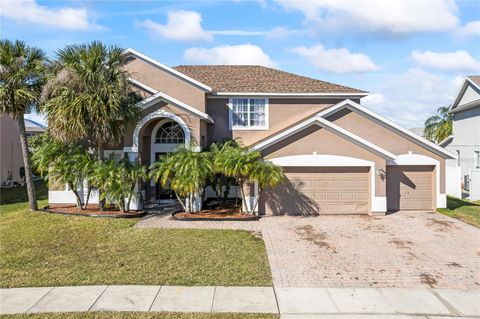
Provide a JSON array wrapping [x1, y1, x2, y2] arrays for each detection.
[[260, 211, 480, 289]]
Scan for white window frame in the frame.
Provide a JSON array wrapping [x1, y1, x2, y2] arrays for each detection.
[[474, 150, 480, 169], [228, 97, 269, 130]]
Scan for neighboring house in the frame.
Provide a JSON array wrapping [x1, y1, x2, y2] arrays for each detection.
[[25, 118, 46, 139], [439, 76, 480, 198], [49, 48, 456, 214], [1, 115, 23, 186], [0, 116, 46, 186]]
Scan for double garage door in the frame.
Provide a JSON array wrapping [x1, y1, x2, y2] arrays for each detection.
[[264, 165, 435, 215], [265, 167, 370, 215]]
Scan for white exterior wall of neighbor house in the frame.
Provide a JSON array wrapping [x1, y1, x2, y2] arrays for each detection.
[[444, 106, 480, 189]]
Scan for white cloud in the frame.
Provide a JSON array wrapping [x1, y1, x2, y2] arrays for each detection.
[[138, 10, 213, 43], [209, 27, 306, 39], [362, 93, 384, 106], [454, 20, 480, 38], [209, 30, 267, 36], [0, 0, 97, 30], [411, 50, 480, 72], [183, 44, 277, 67], [290, 44, 379, 74], [362, 69, 460, 128], [275, 0, 459, 35]]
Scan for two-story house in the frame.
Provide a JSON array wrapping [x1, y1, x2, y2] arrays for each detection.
[[440, 76, 480, 198], [49, 48, 456, 215]]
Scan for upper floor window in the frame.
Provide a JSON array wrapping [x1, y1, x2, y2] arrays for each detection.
[[475, 151, 480, 169], [230, 98, 268, 130], [155, 121, 185, 144]]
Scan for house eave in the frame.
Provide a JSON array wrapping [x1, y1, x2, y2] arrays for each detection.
[[124, 48, 213, 93], [130, 78, 214, 124], [317, 99, 458, 159], [209, 92, 369, 98], [252, 115, 397, 160]]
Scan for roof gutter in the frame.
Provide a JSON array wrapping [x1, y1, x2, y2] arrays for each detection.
[[209, 92, 369, 98]]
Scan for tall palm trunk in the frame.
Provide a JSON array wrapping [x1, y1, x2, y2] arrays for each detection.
[[97, 142, 106, 211], [17, 116, 37, 210]]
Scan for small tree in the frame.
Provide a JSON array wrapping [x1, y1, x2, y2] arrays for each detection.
[[213, 142, 284, 214], [93, 159, 147, 213], [206, 141, 237, 207], [424, 106, 452, 144], [32, 136, 94, 209], [49, 153, 93, 209], [150, 145, 212, 213], [249, 160, 285, 214], [0, 39, 47, 210], [213, 142, 262, 213]]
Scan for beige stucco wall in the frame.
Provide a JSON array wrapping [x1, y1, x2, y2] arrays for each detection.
[[261, 125, 387, 197], [206, 98, 352, 146], [125, 58, 206, 112], [327, 109, 446, 193], [0, 115, 23, 183]]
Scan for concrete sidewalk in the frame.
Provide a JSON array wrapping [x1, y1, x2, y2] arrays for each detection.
[[0, 286, 478, 317]]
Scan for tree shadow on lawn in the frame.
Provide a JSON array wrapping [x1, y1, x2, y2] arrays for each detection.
[[0, 179, 48, 205], [446, 196, 480, 210]]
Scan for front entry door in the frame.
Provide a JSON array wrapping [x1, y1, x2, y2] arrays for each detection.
[[155, 152, 174, 199]]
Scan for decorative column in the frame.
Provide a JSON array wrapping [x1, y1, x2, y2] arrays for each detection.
[[126, 151, 143, 211]]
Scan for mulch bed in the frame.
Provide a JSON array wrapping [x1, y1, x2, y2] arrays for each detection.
[[42, 204, 146, 218], [172, 208, 260, 221]]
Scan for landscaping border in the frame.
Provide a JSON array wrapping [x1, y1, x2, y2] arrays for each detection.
[[41, 206, 146, 218], [172, 212, 260, 221]]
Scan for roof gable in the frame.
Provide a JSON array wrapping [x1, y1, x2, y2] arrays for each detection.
[[252, 115, 396, 160], [451, 76, 480, 110], [317, 100, 457, 159], [129, 78, 214, 123], [124, 48, 213, 92]]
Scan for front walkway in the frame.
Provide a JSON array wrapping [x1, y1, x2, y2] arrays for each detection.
[[261, 211, 480, 289], [1, 285, 479, 317]]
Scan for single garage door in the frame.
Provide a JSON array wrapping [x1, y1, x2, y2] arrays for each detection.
[[264, 167, 370, 215], [386, 165, 434, 211]]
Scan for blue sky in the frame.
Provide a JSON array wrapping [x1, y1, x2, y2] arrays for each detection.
[[2, 0, 479, 128]]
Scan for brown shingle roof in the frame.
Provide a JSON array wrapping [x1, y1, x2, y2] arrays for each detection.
[[173, 65, 366, 94], [468, 75, 480, 87]]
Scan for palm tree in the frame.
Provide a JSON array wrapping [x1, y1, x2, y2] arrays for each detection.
[[424, 106, 452, 144], [249, 160, 285, 214], [212, 142, 262, 213], [93, 159, 147, 213], [42, 41, 141, 210], [212, 142, 285, 214], [206, 141, 237, 207], [150, 145, 212, 213], [0, 40, 47, 210], [32, 136, 94, 209]]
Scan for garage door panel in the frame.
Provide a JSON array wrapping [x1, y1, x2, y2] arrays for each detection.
[[341, 192, 354, 200], [386, 165, 434, 211], [265, 166, 370, 215], [341, 180, 354, 188]]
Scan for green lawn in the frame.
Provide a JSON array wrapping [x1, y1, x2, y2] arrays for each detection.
[[0, 313, 277, 319], [0, 196, 272, 287], [438, 196, 480, 228], [0, 180, 48, 205]]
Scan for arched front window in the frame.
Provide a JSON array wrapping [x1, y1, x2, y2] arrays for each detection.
[[155, 121, 185, 144]]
